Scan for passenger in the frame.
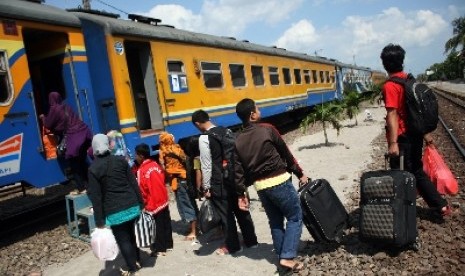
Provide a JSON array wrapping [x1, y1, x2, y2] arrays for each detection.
[[40, 91, 92, 194], [380, 43, 451, 217], [134, 143, 173, 257], [158, 132, 199, 241], [191, 110, 258, 255], [233, 98, 309, 273], [87, 134, 143, 276], [107, 130, 134, 166], [184, 136, 203, 200]]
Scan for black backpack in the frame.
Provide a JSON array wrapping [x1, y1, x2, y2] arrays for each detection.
[[206, 126, 236, 185], [388, 74, 439, 135]]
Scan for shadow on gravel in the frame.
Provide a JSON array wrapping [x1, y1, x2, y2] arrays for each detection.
[[298, 142, 345, 151]]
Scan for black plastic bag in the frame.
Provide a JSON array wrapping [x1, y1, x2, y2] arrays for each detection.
[[199, 199, 220, 234]]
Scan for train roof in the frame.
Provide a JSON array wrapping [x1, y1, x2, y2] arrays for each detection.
[[70, 11, 336, 66], [0, 0, 81, 28]]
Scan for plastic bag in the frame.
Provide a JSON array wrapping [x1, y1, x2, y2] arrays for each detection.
[[199, 199, 220, 234], [423, 146, 458, 195], [90, 228, 119, 261], [42, 126, 57, 159]]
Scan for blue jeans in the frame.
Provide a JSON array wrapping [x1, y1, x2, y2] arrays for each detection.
[[257, 178, 302, 260], [175, 180, 198, 223]]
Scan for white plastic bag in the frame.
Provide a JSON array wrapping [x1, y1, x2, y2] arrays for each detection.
[[90, 228, 119, 261]]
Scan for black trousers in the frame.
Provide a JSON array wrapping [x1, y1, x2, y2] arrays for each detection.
[[210, 184, 257, 252], [390, 134, 447, 209], [110, 218, 140, 272], [152, 207, 174, 252]]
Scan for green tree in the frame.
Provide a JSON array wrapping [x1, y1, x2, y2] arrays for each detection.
[[300, 101, 343, 146], [342, 90, 363, 126], [445, 17, 465, 55]]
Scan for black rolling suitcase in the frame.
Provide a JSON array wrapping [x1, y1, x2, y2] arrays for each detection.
[[359, 155, 419, 249], [299, 178, 349, 243]]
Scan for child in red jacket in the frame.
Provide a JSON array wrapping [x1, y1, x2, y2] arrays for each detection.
[[135, 143, 173, 256]]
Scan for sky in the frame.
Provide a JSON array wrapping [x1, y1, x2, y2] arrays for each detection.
[[45, 0, 465, 76]]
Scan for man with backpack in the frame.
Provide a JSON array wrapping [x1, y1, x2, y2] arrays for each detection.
[[381, 43, 451, 217], [191, 110, 258, 255]]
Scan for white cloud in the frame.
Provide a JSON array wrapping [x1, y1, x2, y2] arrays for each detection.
[[275, 6, 449, 74], [143, 5, 203, 31], [144, 0, 304, 37], [275, 20, 320, 53]]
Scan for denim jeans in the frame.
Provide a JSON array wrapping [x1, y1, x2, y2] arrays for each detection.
[[257, 178, 302, 260], [175, 180, 198, 223]]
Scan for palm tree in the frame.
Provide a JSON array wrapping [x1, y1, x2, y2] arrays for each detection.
[[300, 101, 343, 146], [342, 90, 363, 126], [445, 16, 465, 55]]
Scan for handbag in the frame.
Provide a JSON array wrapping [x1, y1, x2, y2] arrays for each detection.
[[199, 199, 220, 234], [56, 135, 67, 158], [134, 212, 155, 248], [42, 126, 58, 159], [423, 146, 459, 195]]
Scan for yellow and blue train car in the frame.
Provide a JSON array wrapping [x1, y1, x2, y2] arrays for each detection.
[[0, 0, 96, 187], [71, 11, 338, 155], [1, 0, 379, 189]]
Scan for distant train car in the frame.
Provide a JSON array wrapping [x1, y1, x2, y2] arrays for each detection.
[[0, 0, 96, 188], [0, 0, 375, 189], [371, 69, 387, 86], [337, 62, 374, 93]]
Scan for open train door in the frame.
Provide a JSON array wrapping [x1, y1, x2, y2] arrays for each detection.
[[0, 28, 75, 187], [124, 41, 164, 132]]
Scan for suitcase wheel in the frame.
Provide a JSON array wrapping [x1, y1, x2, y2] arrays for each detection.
[[411, 237, 421, 252]]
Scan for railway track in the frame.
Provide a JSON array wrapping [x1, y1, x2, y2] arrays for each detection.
[[432, 87, 465, 162]]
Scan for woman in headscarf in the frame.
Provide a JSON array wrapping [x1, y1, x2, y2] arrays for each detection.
[[159, 132, 199, 241], [40, 91, 92, 194], [87, 134, 143, 276]]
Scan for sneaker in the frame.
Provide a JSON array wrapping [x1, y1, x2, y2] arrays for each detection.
[[120, 268, 138, 276]]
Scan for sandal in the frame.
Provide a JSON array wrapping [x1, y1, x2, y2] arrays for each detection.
[[277, 261, 305, 275], [184, 234, 197, 241], [442, 205, 453, 217], [215, 246, 229, 256]]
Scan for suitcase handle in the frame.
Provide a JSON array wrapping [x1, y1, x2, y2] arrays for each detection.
[[384, 153, 404, 170], [308, 179, 325, 196]]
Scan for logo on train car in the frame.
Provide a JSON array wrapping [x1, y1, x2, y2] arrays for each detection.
[[114, 41, 124, 55], [0, 134, 23, 177]]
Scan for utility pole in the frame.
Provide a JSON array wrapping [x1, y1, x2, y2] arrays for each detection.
[[82, 0, 91, 10], [314, 49, 323, 56]]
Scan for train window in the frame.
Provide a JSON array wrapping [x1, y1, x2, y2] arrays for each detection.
[[251, 65, 264, 86], [229, 64, 246, 88], [168, 60, 184, 73], [268, 66, 279, 86], [0, 51, 13, 105], [312, 70, 318, 83], [325, 71, 330, 83], [303, 70, 310, 84], [294, 69, 302, 84], [167, 60, 188, 92], [201, 62, 224, 89], [319, 71, 325, 83], [282, 68, 291, 85]]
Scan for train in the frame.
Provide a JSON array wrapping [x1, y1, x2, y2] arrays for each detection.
[[0, 0, 386, 189]]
